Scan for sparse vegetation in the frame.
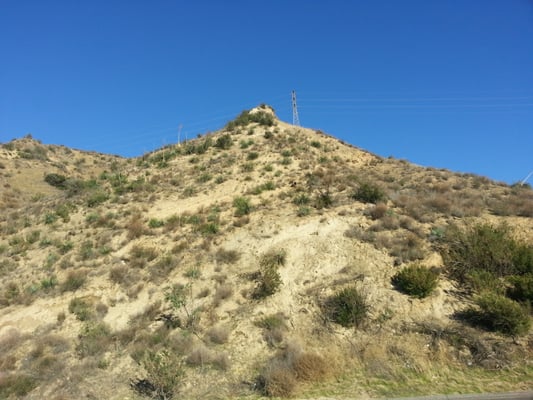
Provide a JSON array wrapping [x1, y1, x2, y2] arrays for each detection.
[[1, 112, 532, 399], [225, 108, 275, 131]]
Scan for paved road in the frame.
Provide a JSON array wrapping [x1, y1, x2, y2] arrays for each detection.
[[381, 392, 533, 400], [311, 392, 533, 400]]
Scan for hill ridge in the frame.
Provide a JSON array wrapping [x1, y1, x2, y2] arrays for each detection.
[[0, 106, 532, 399]]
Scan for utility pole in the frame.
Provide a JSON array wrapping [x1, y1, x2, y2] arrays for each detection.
[[177, 124, 183, 146], [292, 90, 300, 126]]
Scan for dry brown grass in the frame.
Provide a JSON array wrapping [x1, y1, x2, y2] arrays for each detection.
[[213, 283, 233, 306], [258, 342, 331, 397], [126, 213, 147, 239], [206, 325, 230, 344], [186, 343, 230, 370]]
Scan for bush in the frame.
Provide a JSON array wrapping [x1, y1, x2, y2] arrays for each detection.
[[69, 297, 94, 321], [257, 344, 329, 397], [86, 190, 109, 207], [352, 182, 386, 204], [253, 263, 282, 299], [61, 269, 87, 292], [76, 322, 113, 357], [148, 218, 165, 228], [233, 196, 252, 216], [440, 223, 532, 283], [461, 293, 531, 336], [44, 173, 67, 189], [133, 350, 184, 400], [261, 249, 287, 268], [253, 250, 286, 299], [392, 263, 439, 298], [225, 109, 275, 131], [215, 134, 233, 149], [0, 374, 37, 398], [507, 274, 533, 303], [214, 248, 240, 264], [326, 286, 369, 328]]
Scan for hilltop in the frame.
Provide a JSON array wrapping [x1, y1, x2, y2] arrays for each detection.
[[0, 105, 532, 399]]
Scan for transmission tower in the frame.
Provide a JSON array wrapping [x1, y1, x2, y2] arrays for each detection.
[[292, 90, 300, 126]]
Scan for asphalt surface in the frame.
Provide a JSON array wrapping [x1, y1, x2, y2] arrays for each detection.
[[382, 392, 533, 400], [310, 392, 533, 400]]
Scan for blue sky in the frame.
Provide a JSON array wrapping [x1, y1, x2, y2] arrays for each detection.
[[1, 1, 532, 184]]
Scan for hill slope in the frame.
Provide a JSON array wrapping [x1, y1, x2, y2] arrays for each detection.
[[0, 106, 532, 399]]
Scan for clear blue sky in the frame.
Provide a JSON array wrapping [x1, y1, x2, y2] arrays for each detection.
[[1, 1, 532, 184]]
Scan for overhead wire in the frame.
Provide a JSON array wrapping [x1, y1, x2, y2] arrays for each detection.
[[73, 93, 289, 156]]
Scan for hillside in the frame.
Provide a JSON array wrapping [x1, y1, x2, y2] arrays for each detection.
[[0, 105, 532, 399]]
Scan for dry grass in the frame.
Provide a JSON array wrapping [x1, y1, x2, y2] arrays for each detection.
[[213, 283, 233, 306], [258, 342, 331, 397], [206, 325, 230, 344], [61, 269, 88, 292], [186, 343, 230, 370]]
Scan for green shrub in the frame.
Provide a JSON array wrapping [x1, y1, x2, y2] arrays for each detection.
[[40, 276, 58, 291], [225, 109, 275, 131], [260, 249, 287, 268], [233, 196, 252, 216], [314, 191, 333, 209], [86, 190, 109, 207], [215, 134, 233, 149], [247, 151, 259, 161], [293, 193, 310, 205], [466, 269, 506, 295], [26, 230, 41, 244], [148, 218, 165, 228], [44, 173, 67, 189], [198, 222, 219, 236], [326, 286, 369, 327], [76, 322, 112, 357], [44, 213, 58, 224], [79, 240, 95, 260], [253, 264, 282, 299], [513, 243, 533, 275], [0, 374, 37, 398], [440, 223, 531, 283], [55, 203, 73, 222], [253, 251, 285, 299], [352, 182, 386, 204], [507, 274, 533, 303], [69, 297, 94, 321], [134, 350, 184, 399], [392, 263, 439, 298], [461, 293, 531, 336]]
